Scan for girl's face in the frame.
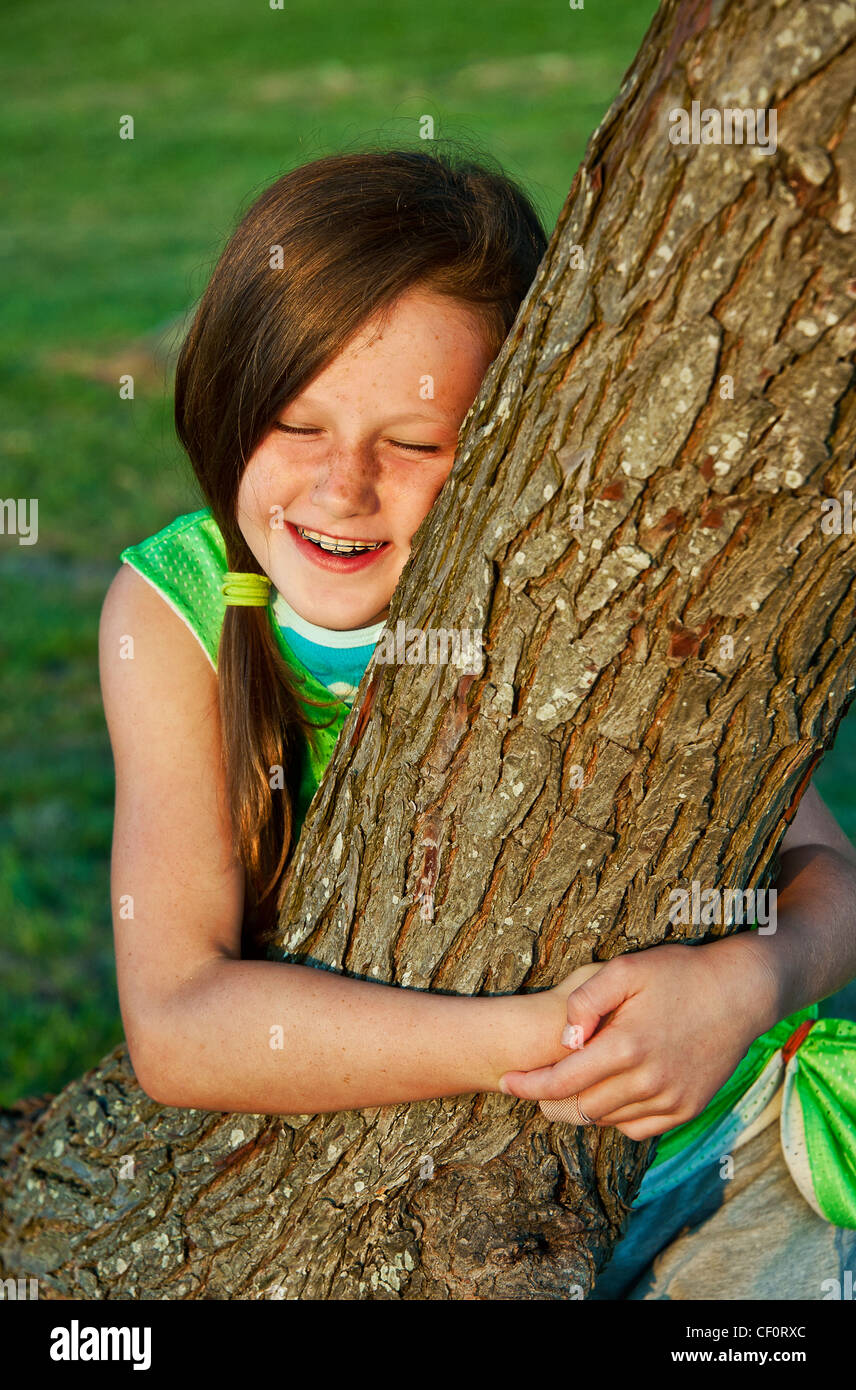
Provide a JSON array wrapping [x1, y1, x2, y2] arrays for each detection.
[[236, 286, 496, 630]]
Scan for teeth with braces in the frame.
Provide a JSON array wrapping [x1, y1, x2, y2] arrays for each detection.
[[297, 526, 384, 554]]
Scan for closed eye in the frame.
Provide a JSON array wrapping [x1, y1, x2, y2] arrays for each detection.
[[273, 423, 440, 454]]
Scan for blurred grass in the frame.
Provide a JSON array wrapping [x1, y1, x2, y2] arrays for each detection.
[[1, 0, 854, 1105]]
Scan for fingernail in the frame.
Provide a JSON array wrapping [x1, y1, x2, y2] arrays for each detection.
[[498, 1076, 512, 1094]]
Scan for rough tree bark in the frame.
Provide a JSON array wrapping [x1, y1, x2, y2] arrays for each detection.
[[2, 0, 856, 1300]]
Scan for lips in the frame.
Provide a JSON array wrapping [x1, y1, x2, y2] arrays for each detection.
[[296, 525, 384, 555], [287, 521, 390, 572]]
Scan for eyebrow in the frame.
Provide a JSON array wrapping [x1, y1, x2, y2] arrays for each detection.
[[286, 399, 455, 425]]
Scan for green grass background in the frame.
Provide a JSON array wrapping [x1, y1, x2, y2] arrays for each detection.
[[1, 0, 854, 1106]]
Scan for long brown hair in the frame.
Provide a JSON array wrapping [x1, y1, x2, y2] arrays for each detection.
[[173, 144, 548, 947]]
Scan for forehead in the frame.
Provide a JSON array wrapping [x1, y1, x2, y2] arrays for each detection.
[[289, 296, 492, 421]]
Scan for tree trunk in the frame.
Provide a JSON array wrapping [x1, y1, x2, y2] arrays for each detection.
[[3, 0, 856, 1299]]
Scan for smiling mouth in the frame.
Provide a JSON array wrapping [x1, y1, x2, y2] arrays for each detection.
[[296, 525, 386, 555]]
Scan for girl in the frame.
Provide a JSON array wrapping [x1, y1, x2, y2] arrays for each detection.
[[100, 147, 856, 1299]]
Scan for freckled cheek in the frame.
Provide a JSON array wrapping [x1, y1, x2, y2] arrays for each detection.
[[388, 498, 439, 547], [385, 467, 452, 539], [237, 492, 269, 540], [238, 451, 303, 527]]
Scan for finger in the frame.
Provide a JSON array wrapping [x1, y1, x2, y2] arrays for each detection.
[[611, 1114, 678, 1141], [500, 1056, 608, 1102], [597, 1096, 681, 1127], [565, 958, 640, 1037], [500, 1030, 632, 1100], [536, 1083, 655, 1127], [554, 1072, 656, 1121], [596, 1099, 663, 1125], [538, 1094, 598, 1125], [544, 1101, 673, 1139], [502, 1017, 648, 1100], [500, 1055, 586, 1100]]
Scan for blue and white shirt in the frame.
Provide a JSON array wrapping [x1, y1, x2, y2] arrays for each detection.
[[271, 589, 384, 706]]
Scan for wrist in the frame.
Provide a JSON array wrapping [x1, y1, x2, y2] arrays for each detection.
[[481, 989, 561, 1092], [701, 930, 785, 1040]]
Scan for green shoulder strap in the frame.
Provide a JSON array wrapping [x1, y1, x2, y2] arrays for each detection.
[[119, 507, 350, 837]]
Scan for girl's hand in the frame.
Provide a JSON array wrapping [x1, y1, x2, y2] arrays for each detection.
[[499, 961, 610, 1081], [500, 940, 775, 1140]]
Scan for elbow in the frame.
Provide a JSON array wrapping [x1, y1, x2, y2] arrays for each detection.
[[133, 1064, 185, 1110], [123, 968, 228, 1110], [127, 1031, 193, 1110]]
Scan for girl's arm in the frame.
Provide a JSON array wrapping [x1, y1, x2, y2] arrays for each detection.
[[500, 784, 856, 1138], [727, 784, 856, 1029], [99, 565, 567, 1115]]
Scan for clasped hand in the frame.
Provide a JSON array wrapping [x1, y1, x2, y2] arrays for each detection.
[[500, 941, 771, 1140]]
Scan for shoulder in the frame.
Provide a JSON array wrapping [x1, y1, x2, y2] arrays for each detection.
[[99, 557, 223, 805], [99, 560, 218, 707]]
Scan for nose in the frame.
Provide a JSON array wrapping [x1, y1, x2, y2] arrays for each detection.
[[310, 444, 379, 518]]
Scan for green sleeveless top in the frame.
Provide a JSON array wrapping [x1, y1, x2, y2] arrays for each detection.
[[119, 507, 349, 841], [121, 509, 856, 1227]]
